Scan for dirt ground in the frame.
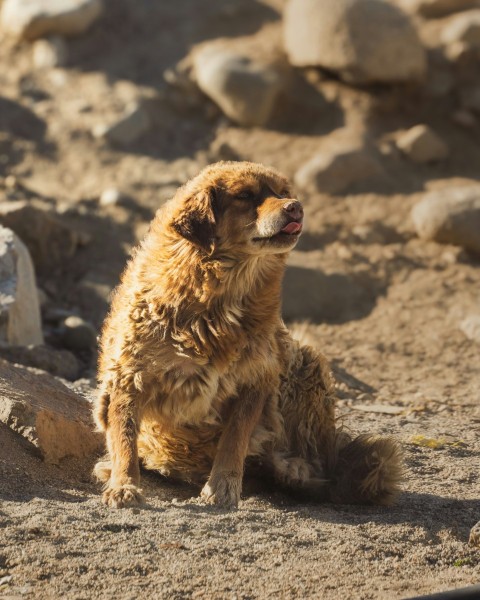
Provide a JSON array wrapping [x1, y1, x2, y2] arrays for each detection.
[[0, 0, 479, 598]]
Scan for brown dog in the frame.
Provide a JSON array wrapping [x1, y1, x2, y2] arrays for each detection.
[[93, 161, 402, 509]]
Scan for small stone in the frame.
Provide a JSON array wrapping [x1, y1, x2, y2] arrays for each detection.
[[396, 125, 449, 163], [452, 109, 477, 128], [294, 144, 384, 195], [93, 103, 150, 146], [4, 175, 17, 189], [62, 316, 97, 351], [441, 10, 480, 47], [411, 185, 480, 253], [0, 359, 102, 463], [460, 315, 480, 343], [283, 0, 426, 84], [32, 36, 67, 69], [0, 226, 43, 346], [194, 46, 282, 126], [99, 187, 122, 207], [444, 41, 473, 63], [0, 0, 103, 41]]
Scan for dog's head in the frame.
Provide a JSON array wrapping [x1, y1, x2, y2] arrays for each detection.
[[169, 161, 303, 256]]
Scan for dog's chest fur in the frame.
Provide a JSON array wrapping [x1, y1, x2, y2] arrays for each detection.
[[139, 297, 281, 427]]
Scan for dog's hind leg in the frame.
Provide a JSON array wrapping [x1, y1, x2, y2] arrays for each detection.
[[278, 339, 403, 505]]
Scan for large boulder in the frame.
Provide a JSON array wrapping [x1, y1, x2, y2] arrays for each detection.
[[0, 226, 43, 346], [0, 359, 101, 463], [294, 144, 384, 195], [194, 46, 283, 126], [411, 186, 480, 253], [0, 0, 103, 41], [283, 0, 426, 84], [0, 200, 81, 275]]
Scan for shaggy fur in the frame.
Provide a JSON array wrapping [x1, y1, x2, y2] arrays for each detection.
[[93, 161, 403, 509]]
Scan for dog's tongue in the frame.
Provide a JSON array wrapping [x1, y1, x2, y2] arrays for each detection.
[[281, 222, 302, 234]]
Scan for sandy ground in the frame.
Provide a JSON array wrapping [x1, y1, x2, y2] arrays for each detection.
[[0, 0, 479, 598]]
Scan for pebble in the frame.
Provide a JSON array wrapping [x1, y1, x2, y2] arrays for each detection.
[[396, 125, 449, 164], [459, 315, 480, 343], [62, 316, 97, 351]]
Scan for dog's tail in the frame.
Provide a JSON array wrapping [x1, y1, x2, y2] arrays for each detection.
[[327, 433, 403, 506]]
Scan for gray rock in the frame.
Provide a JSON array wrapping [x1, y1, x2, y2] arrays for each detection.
[[62, 316, 97, 351], [399, 0, 476, 18], [0, 358, 102, 463], [460, 315, 480, 343], [294, 145, 384, 195], [396, 125, 449, 163], [411, 186, 480, 253], [0, 0, 103, 41], [283, 0, 426, 84], [93, 103, 151, 146], [32, 35, 68, 68], [441, 10, 480, 47], [0, 200, 81, 275], [194, 46, 282, 126], [0, 226, 43, 347], [0, 345, 79, 380]]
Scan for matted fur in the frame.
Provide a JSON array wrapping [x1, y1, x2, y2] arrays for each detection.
[[93, 161, 403, 509]]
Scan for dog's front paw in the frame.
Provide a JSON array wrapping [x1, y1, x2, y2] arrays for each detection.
[[102, 484, 145, 509], [200, 472, 241, 508]]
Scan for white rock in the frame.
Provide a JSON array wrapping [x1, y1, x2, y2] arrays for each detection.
[[399, 0, 476, 17], [460, 315, 480, 343], [0, 0, 103, 41], [99, 187, 121, 207], [396, 125, 449, 163], [441, 10, 480, 47], [283, 0, 426, 84], [32, 35, 67, 68], [0, 226, 43, 346], [294, 144, 384, 195], [194, 46, 282, 126], [93, 103, 150, 146], [411, 185, 480, 253]]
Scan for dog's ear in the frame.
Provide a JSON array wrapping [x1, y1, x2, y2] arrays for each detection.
[[171, 187, 216, 254]]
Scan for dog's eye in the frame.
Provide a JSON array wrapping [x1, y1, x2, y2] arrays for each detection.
[[236, 190, 255, 201]]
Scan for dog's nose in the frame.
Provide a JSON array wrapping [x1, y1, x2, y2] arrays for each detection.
[[283, 200, 303, 221]]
